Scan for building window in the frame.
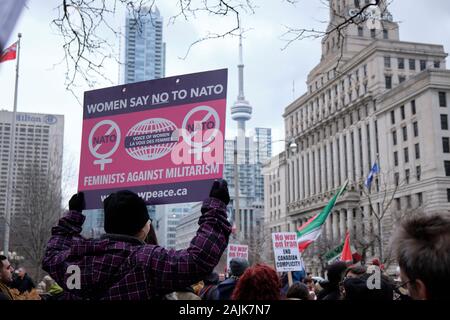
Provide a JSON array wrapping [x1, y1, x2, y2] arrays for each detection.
[[395, 173, 400, 187], [416, 166, 421, 181], [384, 57, 391, 68], [411, 100, 416, 115], [402, 126, 408, 141], [394, 151, 399, 166], [358, 26, 364, 37], [392, 130, 397, 146], [417, 193, 423, 206], [445, 161, 450, 176], [413, 122, 419, 137], [399, 76, 406, 84], [385, 75, 392, 89], [405, 169, 410, 184], [415, 143, 420, 159], [406, 195, 412, 208], [447, 189, 450, 203], [420, 60, 427, 71], [370, 29, 376, 38], [441, 114, 449, 130], [391, 110, 395, 124], [434, 61, 441, 68], [409, 59, 416, 70], [400, 105, 405, 120], [404, 147, 409, 163], [439, 92, 447, 107], [398, 58, 405, 69], [443, 137, 450, 153], [395, 198, 401, 210], [383, 29, 388, 39]]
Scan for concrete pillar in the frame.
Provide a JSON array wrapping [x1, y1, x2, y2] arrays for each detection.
[[346, 130, 354, 183], [362, 122, 369, 178], [339, 132, 346, 184], [326, 212, 333, 241], [326, 140, 333, 192], [354, 126, 362, 184], [315, 147, 321, 195], [305, 152, 310, 198], [299, 154, 304, 200], [347, 208, 354, 236], [309, 149, 314, 197], [321, 143, 326, 194], [369, 117, 377, 168], [332, 137, 339, 189], [340, 208, 347, 242], [332, 211, 339, 242], [293, 156, 298, 202]]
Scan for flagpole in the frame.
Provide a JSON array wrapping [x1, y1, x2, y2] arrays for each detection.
[[2, 33, 21, 257]]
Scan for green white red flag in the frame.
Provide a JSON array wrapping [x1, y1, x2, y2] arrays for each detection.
[[297, 181, 348, 252]]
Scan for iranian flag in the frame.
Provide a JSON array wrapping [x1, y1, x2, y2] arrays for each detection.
[[297, 181, 348, 252]]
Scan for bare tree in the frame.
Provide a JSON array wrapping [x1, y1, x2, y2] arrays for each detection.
[[9, 151, 73, 281], [352, 167, 423, 268], [50, 0, 393, 93]]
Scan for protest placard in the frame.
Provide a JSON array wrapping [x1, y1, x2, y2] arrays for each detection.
[[78, 69, 227, 209], [226, 244, 249, 272], [272, 232, 304, 272]]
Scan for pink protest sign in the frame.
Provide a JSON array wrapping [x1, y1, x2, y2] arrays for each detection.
[[78, 69, 227, 209]]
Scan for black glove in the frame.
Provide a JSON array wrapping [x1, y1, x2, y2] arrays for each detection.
[[69, 192, 85, 212], [209, 179, 230, 205]]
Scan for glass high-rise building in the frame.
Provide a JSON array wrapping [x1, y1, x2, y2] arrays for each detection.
[[121, 6, 166, 84]]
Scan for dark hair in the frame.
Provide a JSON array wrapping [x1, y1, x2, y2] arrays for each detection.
[[286, 282, 310, 300], [343, 273, 394, 300], [326, 261, 348, 285], [304, 278, 314, 284], [344, 266, 367, 278], [394, 214, 450, 300], [0, 255, 6, 268], [232, 264, 281, 300]]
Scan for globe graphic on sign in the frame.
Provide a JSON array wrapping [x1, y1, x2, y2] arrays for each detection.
[[125, 118, 178, 161]]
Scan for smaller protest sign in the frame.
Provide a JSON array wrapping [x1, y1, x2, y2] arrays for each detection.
[[272, 232, 304, 273], [226, 244, 248, 273]]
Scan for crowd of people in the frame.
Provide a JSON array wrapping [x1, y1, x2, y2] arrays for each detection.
[[0, 179, 449, 300]]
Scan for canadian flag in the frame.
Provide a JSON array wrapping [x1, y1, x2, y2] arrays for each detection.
[[0, 42, 17, 63]]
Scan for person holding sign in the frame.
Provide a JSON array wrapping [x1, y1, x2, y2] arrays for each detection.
[[42, 180, 231, 300]]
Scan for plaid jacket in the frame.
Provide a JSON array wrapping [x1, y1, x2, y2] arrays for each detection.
[[42, 198, 231, 300]]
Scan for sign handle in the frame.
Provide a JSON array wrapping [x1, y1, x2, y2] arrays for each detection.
[[287, 271, 293, 287]]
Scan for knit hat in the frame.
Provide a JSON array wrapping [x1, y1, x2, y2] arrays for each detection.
[[103, 190, 149, 236], [229, 258, 249, 277]]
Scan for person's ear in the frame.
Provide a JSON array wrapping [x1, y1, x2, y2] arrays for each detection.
[[411, 279, 428, 300]]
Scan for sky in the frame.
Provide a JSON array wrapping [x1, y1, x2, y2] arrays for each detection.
[[0, 0, 450, 197]]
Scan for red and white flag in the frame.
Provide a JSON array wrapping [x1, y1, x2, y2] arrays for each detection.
[[0, 42, 17, 63]]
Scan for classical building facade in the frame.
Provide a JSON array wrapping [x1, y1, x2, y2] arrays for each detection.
[[278, 0, 450, 274]]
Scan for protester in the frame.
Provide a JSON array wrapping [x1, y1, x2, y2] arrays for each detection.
[[394, 214, 450, 300], [42, 179, 231, 300], [344, 265, 367, 279], [231, 264, 281, 300], [199, 272, 220, 300], [280, 270, 305, 297], [217, 258, 249, 300], [11, 267, 35, 294], [303, 278, 317, 300], [286, 282, 311, 300], [342, 272, 394, 300], [0, 255, 15, 300], [317, 261, 347, 300]]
